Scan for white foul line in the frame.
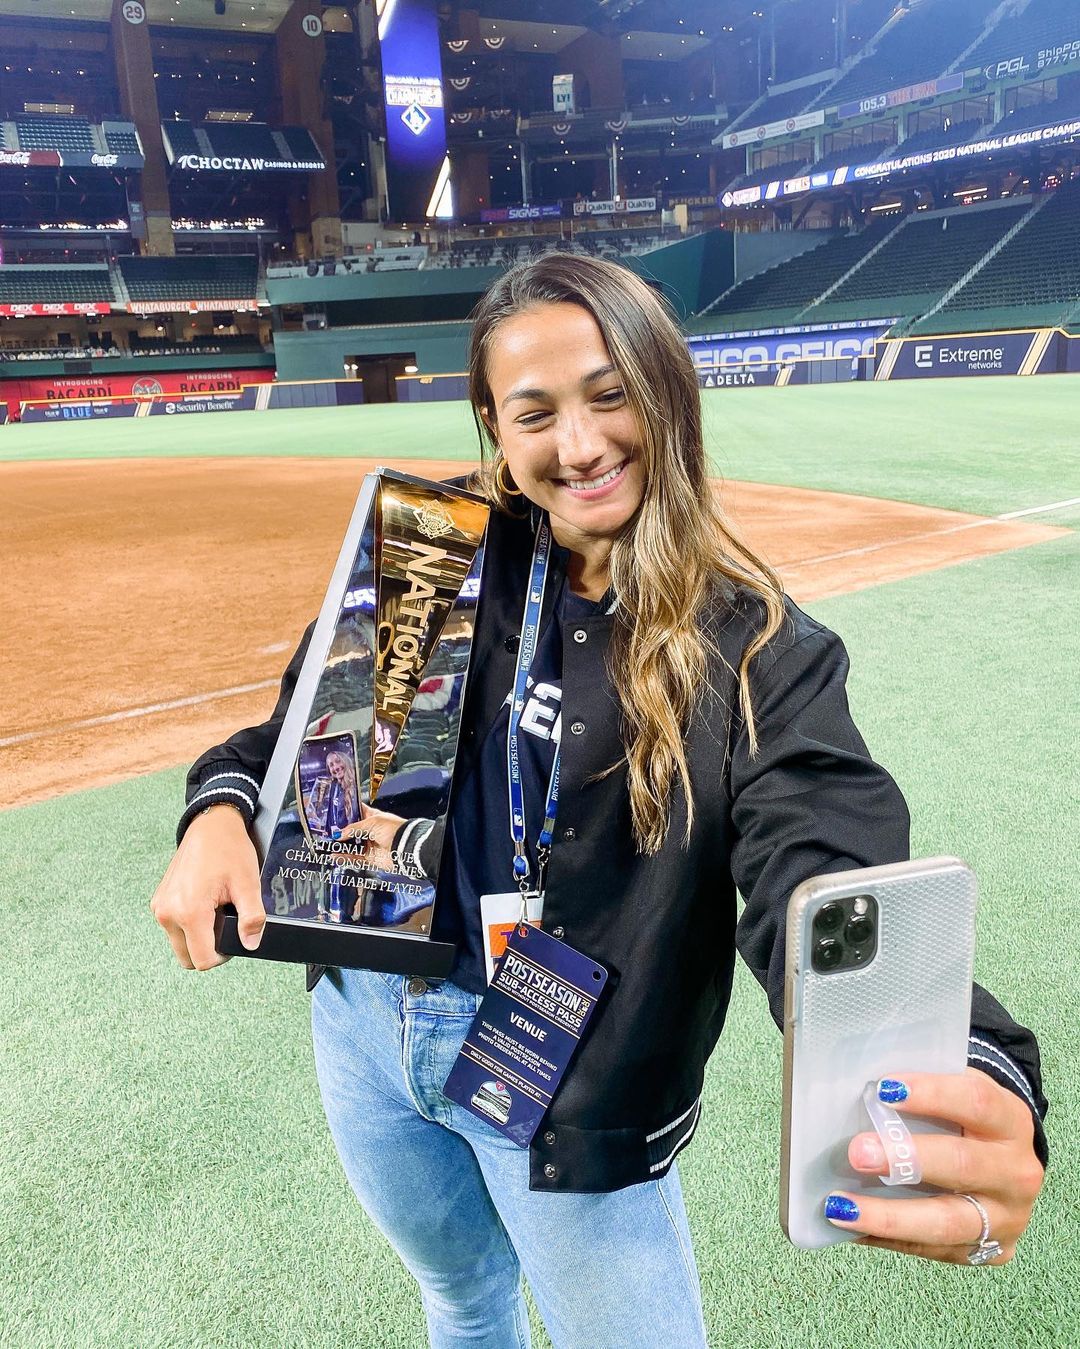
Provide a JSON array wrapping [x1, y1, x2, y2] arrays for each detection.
[[3, 499, 1076, 752], [784, 496, 1078, 573], [0, 679, 280, 750]]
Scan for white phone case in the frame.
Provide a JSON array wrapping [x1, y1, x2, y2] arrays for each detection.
[[780, 857, 977, 1249]]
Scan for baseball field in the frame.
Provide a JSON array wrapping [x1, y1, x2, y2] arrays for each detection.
[[1, 374, 1077, 1347]]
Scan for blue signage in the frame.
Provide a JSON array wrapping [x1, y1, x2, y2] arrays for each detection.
[[380, 0, 450, 222], [688, 325, 888, 371]]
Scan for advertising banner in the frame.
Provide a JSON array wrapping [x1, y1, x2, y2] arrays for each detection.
[[479, 203, 562, 223], [172, 153, 324, 173], [878, 331, 1041, 379], [21, 400, 141, 423], [982, 39, 1080, 83], [0, 149, 143, 171], [126, 300, 259, 314], [571, 196, 657, 216], [724, 115, 1080, 205], [724, 109, 824, 149], [689, 325, 887, 372], [3, 367, 273, 419], [837, 73, 964, 121], [851, 117, 1080, 180], [0, 303, 112, 317], [147, 387, 260, 415], [380, 0, 451, 221], [696, 367, 783, 389]]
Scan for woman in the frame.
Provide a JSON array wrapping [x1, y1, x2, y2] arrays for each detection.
[[151, 255, 1046, 1348], [322, 748, 359, 837]]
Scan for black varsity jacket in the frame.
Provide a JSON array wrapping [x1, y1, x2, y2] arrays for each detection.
[[178, 496, 1049, 1191]]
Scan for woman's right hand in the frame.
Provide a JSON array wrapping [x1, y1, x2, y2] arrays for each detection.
[[150, 804, 265, 970]]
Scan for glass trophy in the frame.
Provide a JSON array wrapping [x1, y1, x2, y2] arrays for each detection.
[[214, 469, 489, 975]]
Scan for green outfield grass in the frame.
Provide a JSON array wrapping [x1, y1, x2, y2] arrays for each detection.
[[3, 374, 1080, 522], [1, 385, 1077, 1347]]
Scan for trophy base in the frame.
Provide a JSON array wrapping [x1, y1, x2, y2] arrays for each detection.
[[214, 906, 458, 977]]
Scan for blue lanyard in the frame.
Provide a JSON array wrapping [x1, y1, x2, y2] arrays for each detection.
[[507, 516, 561, 894]]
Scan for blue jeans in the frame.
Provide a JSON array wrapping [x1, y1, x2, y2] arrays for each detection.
[[311, 966, 708, 1349]]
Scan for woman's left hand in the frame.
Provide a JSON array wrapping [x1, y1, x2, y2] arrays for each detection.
[[827, 1068, 1044, 1265]]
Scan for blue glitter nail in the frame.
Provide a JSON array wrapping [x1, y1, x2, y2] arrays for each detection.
[[825, 1195, 860, 1222], [878, 1078, 909, 1104]]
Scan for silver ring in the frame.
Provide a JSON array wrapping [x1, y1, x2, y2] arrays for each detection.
[[958, 1193, 1003, 1265]]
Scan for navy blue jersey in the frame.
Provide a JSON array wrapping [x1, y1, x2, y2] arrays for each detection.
[[434, 574, 611, 991]]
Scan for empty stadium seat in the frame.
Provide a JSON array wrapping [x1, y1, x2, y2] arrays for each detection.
[[810, 0, 991, 109], [118, 255, 259, 301], [104, 127, 142, 156], [725, 78, 831, 133], [724, 156, 814, 194], [163, 121, 202, 157], [0, 266, 114, 305], [964, 0, 1080, 73], [802, 201, 1029, 324], [989, 78, 1080, 139], [162, 120, 324, 166], [14, 115, 95, 153], [894, 118, 985, 157], [204, 122, 282, 161], [912, 177, 1080, 332], [809, 140, 895, 175], [701, 218, 896, 330]]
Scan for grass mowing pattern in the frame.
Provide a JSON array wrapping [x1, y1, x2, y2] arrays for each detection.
[[2, 535, 1076, 1348], [3, 375, 1079, 522]]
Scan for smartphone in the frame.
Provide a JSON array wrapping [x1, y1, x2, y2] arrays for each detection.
[[780, 857, 977, 1249]]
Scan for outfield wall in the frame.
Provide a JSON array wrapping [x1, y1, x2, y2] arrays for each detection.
[[871, 327, 1079, 380], [13, 378, 365, 423]]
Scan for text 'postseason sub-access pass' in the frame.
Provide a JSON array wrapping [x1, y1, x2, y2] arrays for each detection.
[[443, 926, 608, 1146]]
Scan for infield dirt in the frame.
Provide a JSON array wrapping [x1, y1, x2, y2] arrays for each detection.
[[0, 456, 1065, 808]]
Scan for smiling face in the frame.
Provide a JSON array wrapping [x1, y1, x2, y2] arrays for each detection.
[[482, 301, 647, 554], [327, 753, 348, 785]]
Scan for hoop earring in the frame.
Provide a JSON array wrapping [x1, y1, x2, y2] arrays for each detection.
[[495, 456, 524, 498]]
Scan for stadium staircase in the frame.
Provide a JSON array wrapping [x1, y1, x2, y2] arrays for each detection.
[[908, 178, 1080, 334], [944, 0, 1022, 76], [906, 193, 1050, 331], [699, 218, 897, 332], [799, 199, 1029, 325], [808, 0, 992, 112], [958, 0, 1080, 76]]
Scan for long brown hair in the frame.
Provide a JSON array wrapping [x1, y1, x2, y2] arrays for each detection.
[[466, 254, 785, 853]]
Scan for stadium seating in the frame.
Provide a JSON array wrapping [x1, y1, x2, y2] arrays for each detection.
[[0, 266, 114, 305], [163, 121, 203, 157], [801, 201, 1029, 324], [278, 127, 324, 162], [162, 120, 324, 166], [700, 218, 896, 331], [424, 229, 671, 270], [203, 122, 282, 162], [963, 0, 1080, 73], [893, 117, 985, 157], [724, 157, 814, 194], [103, 127, 142, 156], [988, 78, 1080, 139], [14, 115, 96, 153], [809, 140, 896, 175], [725, 78, 831, 132], [118, 255, 259, 302], [911, 177, 1080, 333], [810, 0, 992, 109]]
